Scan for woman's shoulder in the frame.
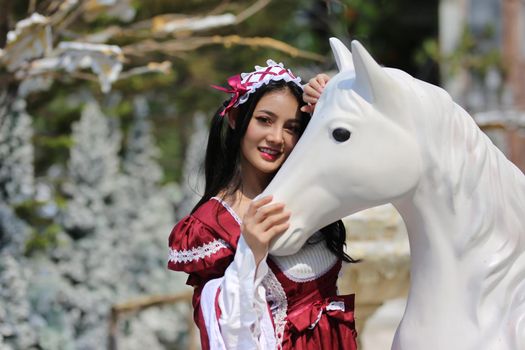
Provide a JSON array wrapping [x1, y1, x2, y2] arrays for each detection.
[[167, 198, 241, 281], [168, 198, 241, 253], [188, 197, 241, 232]]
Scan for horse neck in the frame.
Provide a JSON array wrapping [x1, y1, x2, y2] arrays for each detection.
[[393, 92, 525, 323]]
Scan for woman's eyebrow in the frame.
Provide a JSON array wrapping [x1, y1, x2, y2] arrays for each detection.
[[255, 109, 300, 122], [254, 109, 277, 117]]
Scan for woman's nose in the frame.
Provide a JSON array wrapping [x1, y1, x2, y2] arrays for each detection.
[[266, 125, 284, 145]]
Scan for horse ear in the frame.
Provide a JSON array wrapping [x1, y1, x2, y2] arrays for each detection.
[[329, 37, 354, 72], [351, 40, 397, 108]]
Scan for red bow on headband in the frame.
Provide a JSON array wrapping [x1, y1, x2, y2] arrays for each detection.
[[211, 74, 248, 117]]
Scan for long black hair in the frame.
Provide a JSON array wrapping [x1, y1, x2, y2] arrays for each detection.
[[193, 79, 357, 263]]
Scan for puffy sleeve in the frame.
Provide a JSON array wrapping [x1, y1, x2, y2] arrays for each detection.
[[167, 214, 236, 287]]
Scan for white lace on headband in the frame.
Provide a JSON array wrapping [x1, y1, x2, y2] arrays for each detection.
[[211, 59, 303, 116]]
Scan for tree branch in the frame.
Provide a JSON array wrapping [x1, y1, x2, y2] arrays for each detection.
[[111, 292, 193, 314], [123, 35, 326, 62], [109, 292, 194, 350], [75, 0, 272, 44], [0, 0, 12, 48], [116, 61, 172, 80], [208, 0, 232, 15], [52, 0, 86, 39], [235, 0, 271, 24], [28, 0, 37, 14]]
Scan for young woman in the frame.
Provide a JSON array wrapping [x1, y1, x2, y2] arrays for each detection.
[[168, 61, 358, 349]]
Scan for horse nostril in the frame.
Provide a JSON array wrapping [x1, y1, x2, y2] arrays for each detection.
[[332, 128, 351, 142]]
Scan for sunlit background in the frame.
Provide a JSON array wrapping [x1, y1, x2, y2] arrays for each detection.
[[1, 0, 523, 349]]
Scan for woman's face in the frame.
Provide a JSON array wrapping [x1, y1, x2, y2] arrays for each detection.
[[240, 88, 302, 182]]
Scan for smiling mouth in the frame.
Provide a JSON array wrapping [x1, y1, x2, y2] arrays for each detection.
[[258, 147, 281, 161]]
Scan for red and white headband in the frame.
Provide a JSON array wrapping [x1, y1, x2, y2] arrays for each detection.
[[212, 59, 303, 116]]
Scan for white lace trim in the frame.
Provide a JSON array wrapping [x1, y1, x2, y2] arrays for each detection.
[[211, 197, 242, 225], [262, 269, 287, 347], [168, 239, 229, 263], [236, 59, 303, 107]]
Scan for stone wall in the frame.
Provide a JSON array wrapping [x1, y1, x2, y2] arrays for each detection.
[[340, 204, 410, 350]]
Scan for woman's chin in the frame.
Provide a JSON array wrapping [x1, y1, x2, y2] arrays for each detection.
[[256, 162, 283, 174]]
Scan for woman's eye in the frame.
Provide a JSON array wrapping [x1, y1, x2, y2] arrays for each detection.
[[256, 116, 271, 124], [286, 125, 301, 134]]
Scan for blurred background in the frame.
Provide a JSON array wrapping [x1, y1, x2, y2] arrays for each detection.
[[0, 0, 523, 349]]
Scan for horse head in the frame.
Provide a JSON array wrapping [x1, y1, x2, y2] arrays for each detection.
[[263, 38, 423, 255]]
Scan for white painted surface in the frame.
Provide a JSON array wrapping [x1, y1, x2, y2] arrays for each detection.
[[262, 38, 525, 349]]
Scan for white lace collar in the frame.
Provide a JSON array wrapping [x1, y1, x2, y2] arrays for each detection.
[[211, 197, 242, 225]]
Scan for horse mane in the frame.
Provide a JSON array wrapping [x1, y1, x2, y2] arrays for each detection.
[[413, 78, 525, 246], [408, 76, 525, 341]]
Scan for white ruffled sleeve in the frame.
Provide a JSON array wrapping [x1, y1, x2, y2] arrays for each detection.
[[199, 236, 276, 349]]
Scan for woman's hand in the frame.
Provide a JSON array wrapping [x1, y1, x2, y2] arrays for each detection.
[[301, 73, 331, 114], [241, 195, 290, 266]]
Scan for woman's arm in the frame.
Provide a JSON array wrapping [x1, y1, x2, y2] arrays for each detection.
[[200, 196, 290, 349]]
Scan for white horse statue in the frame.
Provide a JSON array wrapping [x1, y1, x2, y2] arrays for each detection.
[[261, 38, 525, 350]]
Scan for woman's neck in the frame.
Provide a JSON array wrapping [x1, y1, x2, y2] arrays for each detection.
[[219, 190, 252, 221], [239, 161, 271, 198], [223, 167, 272, 219]]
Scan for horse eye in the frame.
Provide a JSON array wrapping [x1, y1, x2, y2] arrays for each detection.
[[332, 128, 351, 142]]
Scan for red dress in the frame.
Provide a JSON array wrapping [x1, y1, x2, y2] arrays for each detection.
[[168, 198, 357, 350]]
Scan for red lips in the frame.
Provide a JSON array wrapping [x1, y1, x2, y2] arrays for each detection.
[[259, 147, 280, 161]]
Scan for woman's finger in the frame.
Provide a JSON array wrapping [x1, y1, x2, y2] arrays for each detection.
[[267, 222, 290, 239], [254, 202, 285, 222], [308, 77, 323, 93], [316, 73, 331, 87], [300, 104, 315, 113], [246, 195, 273, 217], [304, 84, 321, 98], [303, 93, 319, 105], [260, 210, 290, 232]]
